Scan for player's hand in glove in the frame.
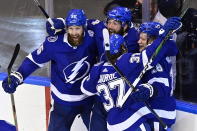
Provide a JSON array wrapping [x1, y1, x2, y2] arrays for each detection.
[[159, 17, 182, 38], [131, 83, 154, 102], [2, 72, 23, 93], [46, 18, 65, 36]]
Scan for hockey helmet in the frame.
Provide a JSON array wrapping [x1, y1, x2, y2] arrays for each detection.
[[65, 9, 87, 26], [107, 6, 132, 24], [110, 34, 125, 55], [139, 22, 162, 37]]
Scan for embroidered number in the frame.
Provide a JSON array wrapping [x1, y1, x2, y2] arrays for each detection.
[[91, 19, 100, 25], [96, 78, 126, 111], [129, 53, 140, 63]]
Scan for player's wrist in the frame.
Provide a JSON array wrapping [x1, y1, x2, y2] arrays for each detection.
[[10, 71, 23, 84]]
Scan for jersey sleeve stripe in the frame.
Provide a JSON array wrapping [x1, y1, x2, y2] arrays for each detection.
[[80, 76, 96, 96], [107, 107, 176, 131], [26, 54, 45, 67], [148, 77, 169, 87], [141, 50, 148, 67]]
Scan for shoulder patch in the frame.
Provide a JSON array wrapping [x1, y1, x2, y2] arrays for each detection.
[[88, 30, 94, 37], [91, 19, 100, 25], [129, 53, 140, 63], [47, 36, 58, 42]]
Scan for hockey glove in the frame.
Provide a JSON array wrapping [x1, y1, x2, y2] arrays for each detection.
[[46, 18, 65, 36], [2, 71, 23, 93], [131, 83, 154, 102], [159, 17, 182, 38]]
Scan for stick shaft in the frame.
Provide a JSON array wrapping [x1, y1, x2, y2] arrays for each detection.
[[32, 0, 54, 26], [10, 94, 18, 131], [7, 44, 20, 131], [33, 0, 49, 18]]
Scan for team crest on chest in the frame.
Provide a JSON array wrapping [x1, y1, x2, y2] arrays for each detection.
[[63, 56, 90, 84]]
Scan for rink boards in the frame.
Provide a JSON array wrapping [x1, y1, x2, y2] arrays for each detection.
[[0, 73, 196, 131]]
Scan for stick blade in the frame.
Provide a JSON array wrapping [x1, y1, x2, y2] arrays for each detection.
[[7, 43, 20, 74]]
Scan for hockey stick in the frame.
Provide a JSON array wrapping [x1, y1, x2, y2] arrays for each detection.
[[33, 0, 63, 34], [33, 0, 52, 22], [7, 43, 20, 131]]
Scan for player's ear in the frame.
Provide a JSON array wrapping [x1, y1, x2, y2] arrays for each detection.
[[123, 24, 128, 31]]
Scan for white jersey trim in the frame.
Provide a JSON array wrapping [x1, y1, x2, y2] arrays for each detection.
[[142, 50, 148, 67], [148, 77, 169, 87], [27, 54, 45, 67], [154, 109, 176, 119], [80, 76, 95, 96], [107, 107, 176, 131], [51, 83, 89, 102], [139, 123, 146, 131], [153, 122, 160, 131], [63, 33, 77, 48]]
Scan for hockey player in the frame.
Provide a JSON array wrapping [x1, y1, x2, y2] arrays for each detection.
[[46, 6, 139, 61], [2, 9, 97, 131], [87, 7, 139, 131], [45, 7, 139, 131], [126, 20, 179, 130], [87, 6, 139, 60], [80, 17, 181, 131], [88, 6, 139, 131]]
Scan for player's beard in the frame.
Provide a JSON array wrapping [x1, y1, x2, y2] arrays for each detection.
[[108, 27, 124, 36], [67, 33, 84, 46]]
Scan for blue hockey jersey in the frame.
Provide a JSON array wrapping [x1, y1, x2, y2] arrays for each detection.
[[87, 19, 139, 61], [18, 30, 97, 105], [143, 57, 177, 125], [0, 120, 16, 131], [81, 37, 177, 130], [107, 58, 177, 131]]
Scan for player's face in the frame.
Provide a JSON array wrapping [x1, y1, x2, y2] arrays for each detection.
[[107, 19, 122, 35], [138, 32, 148, 52], [67, 26, 84, 46]]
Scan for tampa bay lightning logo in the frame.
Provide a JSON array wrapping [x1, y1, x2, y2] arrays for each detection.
[[63, 56, 90, 84]]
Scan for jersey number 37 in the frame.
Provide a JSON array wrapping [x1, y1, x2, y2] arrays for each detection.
[[96, 78, 126, 111]]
